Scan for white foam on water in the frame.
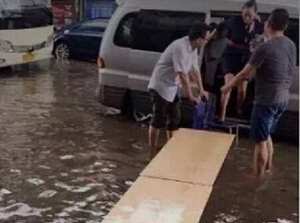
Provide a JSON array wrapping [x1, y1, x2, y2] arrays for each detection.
[[124, 181, 134, 186], [101, 168, 112, 173], [39, 165, 51, 170], [62, 200, 75, 205], [56, 211, 69, 217], [94, 162, 103, 167], [38, 190, 57, 199], [216, 213, 239, 223], [108, 163, 117, 168], [10, 169, 21, 174], [60, 155, 75, 160], [111, 184, 120, 189], [54, 182, 73, 191], [0, 203, 51, 220], [75, 202, 88, 208], [72, 186, 92, 193], [60, 173, 69, 177], [87, 183, 105, 188], [52, 218, 68, 223], [27, 178, 45, 186], [63, 205, 105, 217], [71, 169, 82, 173], [0, 189, 12, 195], [86, 195, 98, 202], [0, 189, 12, 201], [277, 219, 294, 223], [54, 182, 91, 193]]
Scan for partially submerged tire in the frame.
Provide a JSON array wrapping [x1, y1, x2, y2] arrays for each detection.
[[54, 42, 70, 60]]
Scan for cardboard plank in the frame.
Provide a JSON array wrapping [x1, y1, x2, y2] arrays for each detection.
[[102, 176, 212, 223], [141, 128, 235, 186]]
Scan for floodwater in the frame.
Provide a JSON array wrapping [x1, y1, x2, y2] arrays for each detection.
[[0, 60, 298, 223]]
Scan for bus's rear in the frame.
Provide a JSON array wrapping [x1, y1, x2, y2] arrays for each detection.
[[0, 0, 53, 67]]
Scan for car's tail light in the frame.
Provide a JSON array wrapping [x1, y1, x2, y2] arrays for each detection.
[[97, 57, 106, 69]]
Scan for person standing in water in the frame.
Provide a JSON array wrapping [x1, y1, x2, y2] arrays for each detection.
[[222, 8, 297, 180], [148, 23, 211, 159]]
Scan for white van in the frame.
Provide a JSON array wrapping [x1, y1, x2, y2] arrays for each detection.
[[97, 0, 299, 140]]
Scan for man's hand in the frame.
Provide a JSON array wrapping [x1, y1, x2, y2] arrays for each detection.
[[221, 84, 232, 95], [200, 90, 209, 101], [207, 29, 217, 41], [189, 96, 201, 105]]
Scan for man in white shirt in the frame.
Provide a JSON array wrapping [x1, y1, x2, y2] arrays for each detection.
[[148, 23, 211, 159]]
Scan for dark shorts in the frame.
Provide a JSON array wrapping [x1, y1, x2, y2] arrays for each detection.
[[250, 102, 288, 143], [223, 54, 249, 75], [150, 90, 181, 131]]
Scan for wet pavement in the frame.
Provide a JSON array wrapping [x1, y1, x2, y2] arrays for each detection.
[[0, 60, 298, 223]]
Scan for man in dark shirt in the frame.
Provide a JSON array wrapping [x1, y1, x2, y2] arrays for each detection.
[[222, 9, 297, 181], [220, 0, 263, 122]]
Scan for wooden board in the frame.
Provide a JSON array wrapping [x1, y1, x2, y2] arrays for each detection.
[[141, 128, 235, 186], [102, 176, 212, 223]]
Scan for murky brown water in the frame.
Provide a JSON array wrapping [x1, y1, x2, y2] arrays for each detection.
[[0, 60, 298, 223]]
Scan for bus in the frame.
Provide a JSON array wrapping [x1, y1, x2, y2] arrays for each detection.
[[0, 0, 53, 67]]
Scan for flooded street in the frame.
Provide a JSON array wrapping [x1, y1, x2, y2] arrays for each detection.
[[0, 60, 298, 223]]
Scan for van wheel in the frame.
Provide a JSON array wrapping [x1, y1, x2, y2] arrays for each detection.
[[54, 42, 70, 59]]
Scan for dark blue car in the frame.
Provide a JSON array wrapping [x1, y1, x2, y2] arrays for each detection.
[[53, 18, 108, 61]]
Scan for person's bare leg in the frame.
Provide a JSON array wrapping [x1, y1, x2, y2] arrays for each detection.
[[220, 73, 234, 122], [149, 126, 160, 159], [237, 81, 248, 116], [254, 140, 269, 180], [266, 136, 274, 173], [253, 143, 259, 177]]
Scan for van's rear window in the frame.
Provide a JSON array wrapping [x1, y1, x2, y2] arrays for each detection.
[[114, 10, 205, 52]]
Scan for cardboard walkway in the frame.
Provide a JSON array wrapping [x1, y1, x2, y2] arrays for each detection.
[[102, 129, 235, 223], [102, 177, 212, 223], [142, 128, 235, 186]]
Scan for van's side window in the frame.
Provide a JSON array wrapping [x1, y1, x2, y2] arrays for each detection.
[[114, 13, 137, 48], [114, 10, 205, 52]]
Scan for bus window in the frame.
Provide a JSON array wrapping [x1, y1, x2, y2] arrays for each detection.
[[0, 0, 52, 30]]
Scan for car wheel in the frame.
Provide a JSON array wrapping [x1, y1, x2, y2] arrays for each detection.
[[54, 42, 70, 59]]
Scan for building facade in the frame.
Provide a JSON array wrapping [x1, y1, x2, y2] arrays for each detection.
[[83, 0, 117, 19], [51, 0, 116, 30]]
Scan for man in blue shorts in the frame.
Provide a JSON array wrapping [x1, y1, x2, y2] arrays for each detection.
[[221, 9, 297, 180]]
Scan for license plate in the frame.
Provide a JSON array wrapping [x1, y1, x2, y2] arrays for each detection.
[[23, 52, 35, 62]]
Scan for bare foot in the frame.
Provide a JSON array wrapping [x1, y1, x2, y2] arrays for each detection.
[[256, 173, 272, 192]]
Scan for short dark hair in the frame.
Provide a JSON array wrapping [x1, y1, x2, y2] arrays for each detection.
[[216, 22, 229, 38], [268, 8, 289, 31], [242, 0, 257, 12], [188, 23, 211, 41]]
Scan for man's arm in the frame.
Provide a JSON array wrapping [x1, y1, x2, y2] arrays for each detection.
[[178, 72, 200, 104], [221, 64, 255, 94], [191, 51, 209, 99], [222, 43, 266, 93], [191, 71, 209, 100]]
